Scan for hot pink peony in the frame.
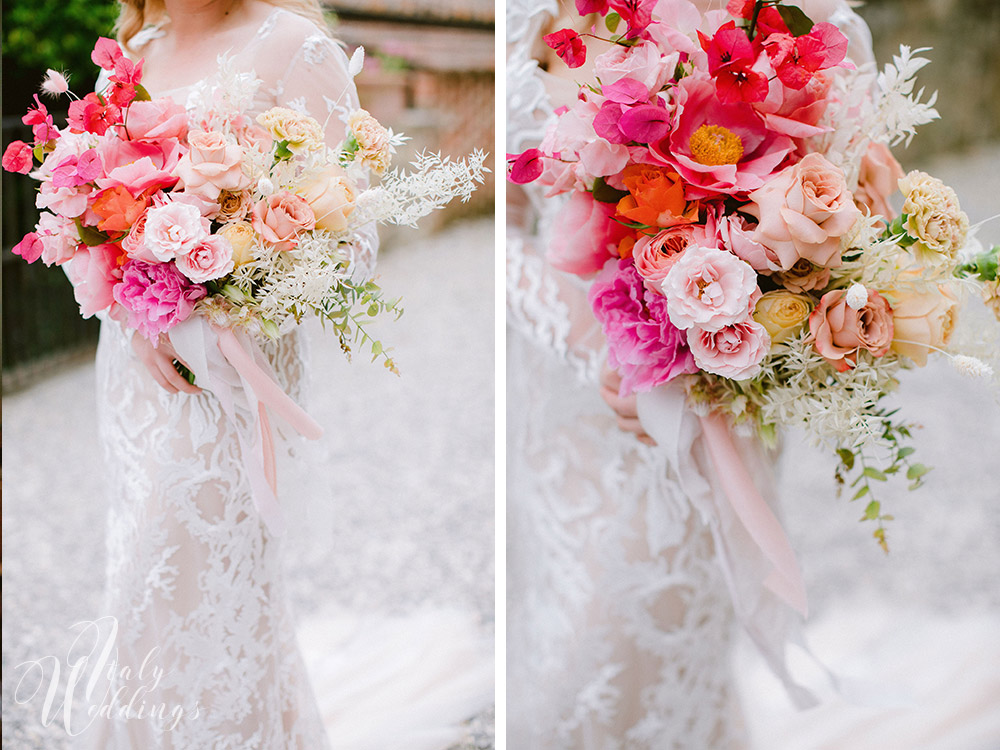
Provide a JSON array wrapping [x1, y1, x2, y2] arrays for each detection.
[[547, 191, 630, 276], [589, 258, 698, 395], [688, 319, 770, 380], [144, 201, 212, 262], [651, 75, 795, 199], [661, 245, 761, 331], [113, 260, 207, 341], [175, 234, 234, 283]]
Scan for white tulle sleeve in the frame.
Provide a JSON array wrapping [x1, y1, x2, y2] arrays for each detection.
[[272, 24, 379, 281]]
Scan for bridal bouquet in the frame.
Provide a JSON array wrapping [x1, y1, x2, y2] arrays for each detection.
[[4, 38, 488, 376], [508, 0, 999, 550], [4, 37, 487, 533]]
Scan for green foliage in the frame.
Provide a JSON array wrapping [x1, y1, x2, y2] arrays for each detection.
[[3, 0, 118, 77]]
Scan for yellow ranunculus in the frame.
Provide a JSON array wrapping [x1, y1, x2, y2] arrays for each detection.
[[218, 221, 257, 266], [753, 290, 814, 344]]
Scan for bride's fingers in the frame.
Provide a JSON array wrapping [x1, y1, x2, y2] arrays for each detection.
[[600, 385, 639, 418], [157, 355, 201, 395]]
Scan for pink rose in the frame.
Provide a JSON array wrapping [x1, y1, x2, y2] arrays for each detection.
[[717, 213, 782, 272], [589, 258, 697, 394], [633, 224, 697, 293], [36, 181, 92, 219], [65, 242, 124, 317], [688, 319, 770, 380], [547, 192, 629, 276], [36, 212, 80, 266], [121, 211, 159, 263], [252, 190, 316, 251], [119, 98, 188, 141], [593, 40, 676, 92], [746, 152, 862, 270], [144, 201, 211, 261], [113, 259, 207, 341], [808, 288, 894, 371], [662, 246, 761, 331], [176, 234, 234, 283], [773, 257, 831, 293], [176, 130, 247, 200], [854, 141, 904, 221]]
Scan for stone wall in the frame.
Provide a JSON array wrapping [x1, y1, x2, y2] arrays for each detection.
[[855, 0, 1000, 162]]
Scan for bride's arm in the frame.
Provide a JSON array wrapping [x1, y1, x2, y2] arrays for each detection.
[[273, 29, 379, 282]]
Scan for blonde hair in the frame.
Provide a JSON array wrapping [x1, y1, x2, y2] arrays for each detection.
[[116, 0, 329, 53]]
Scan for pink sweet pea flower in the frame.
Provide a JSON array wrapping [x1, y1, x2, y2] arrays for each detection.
[[651, 75, 794, 199], [543, 29, 587, 69], [506, 148, 544, 184], [113, 259, 207, 340], [589, 257, 698, 395], [2, 141, 33, 174], [688, 318, 770, 380]]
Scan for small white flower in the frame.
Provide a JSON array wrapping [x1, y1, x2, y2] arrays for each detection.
[[257, 177, 275, 196], [950, 355, 993, 379], [846, 282, 868, 310]]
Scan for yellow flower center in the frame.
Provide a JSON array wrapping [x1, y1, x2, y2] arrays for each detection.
[[688, 124, 744, 166]]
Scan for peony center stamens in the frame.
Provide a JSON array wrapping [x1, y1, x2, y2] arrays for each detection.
[[688, 124, 744, 166]]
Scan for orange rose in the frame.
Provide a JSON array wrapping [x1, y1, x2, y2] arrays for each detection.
[[616, 164, 699, 228]]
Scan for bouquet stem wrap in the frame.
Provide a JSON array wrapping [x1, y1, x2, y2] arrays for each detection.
[[636, 383, 818, 708], [171, 318, 323, 535]]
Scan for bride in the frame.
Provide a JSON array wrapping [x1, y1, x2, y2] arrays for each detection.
[[77, 0, 379, 747]]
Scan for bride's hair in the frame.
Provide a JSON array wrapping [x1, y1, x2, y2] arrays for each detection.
[[116, 0, 329, 52]]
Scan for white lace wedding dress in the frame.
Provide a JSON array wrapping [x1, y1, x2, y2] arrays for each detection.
[[77, 9, 376, 748], [506, 3, 748, 748]]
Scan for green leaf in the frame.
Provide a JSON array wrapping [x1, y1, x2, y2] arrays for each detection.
[[863, 500, 881, 520], [592, 176, 629, 205], [274, 140, 293, 160], [852, 485, 870, 501], [897, 446, 916, 459], [605, 12, 621, 33], [132, 83, 152, 102], [777, 4, 815, 36], [906, 464, 931, 481], [74, 218, 110, 246], [836, 448, 855, 471], [33, 144, 45, 162], [863, 467, 888, 482]]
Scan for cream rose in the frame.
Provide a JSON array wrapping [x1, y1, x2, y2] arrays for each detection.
[[256, 107, 325, 153], [176, 130, 248, 200], [899, 171, 968, 268], [746, 153, 862, 270], [753, 291, 814, 344], [218, 221, 257, 266], [296, 165, 356, 232], [889, 283, 959, 366], [809, 288, 894, 371]]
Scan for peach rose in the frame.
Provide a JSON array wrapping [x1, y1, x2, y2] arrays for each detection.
[[854, 141, 903, 221], [809, 288, 894, 371], [176, 130, 248, 200], [889, 283, 959, 366], [296, 165, 356, 232], [251, 190, 316, 251], [218, 221, 257, 266], [746, 153, 862, 270], [753, 290, 814, 344], [633, 225, 697, 293]]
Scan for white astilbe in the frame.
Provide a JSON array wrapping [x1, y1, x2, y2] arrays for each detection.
[[357, 150, 490, 227], [813, 46, 939, 188]]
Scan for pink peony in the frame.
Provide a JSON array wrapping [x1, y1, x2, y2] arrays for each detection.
[[746, 152, 862, 270], [661, 245, 761, 331], [650, 75, 795, 199], [96, 137, 183, 195], [120, 98, 189, 142], [809, 288, 894, 371], [113, 260, 207, 341], [175, 130, 247, 200], [65, 243, 124, 317], [688, 319, 770, 380], [144, 201, 212, 261], [547, 191, 630, 276], [590, 258, 698, 394], [252, 191, 316, 252], [175, 234, 234, 283]]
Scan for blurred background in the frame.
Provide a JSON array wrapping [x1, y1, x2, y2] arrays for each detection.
[[2, 1, 495, 748]]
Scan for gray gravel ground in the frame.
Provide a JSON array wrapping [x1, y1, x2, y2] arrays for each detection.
[[1, 218, 495, 750]]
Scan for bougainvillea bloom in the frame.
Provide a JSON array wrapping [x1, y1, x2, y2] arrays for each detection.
[[507, 148, 544, 184], [2, 141, 33, 174], [23, 95, 59, 144], [726, 0, 790, 38], [67, 93, 121, 136], [543, 29, 587, 69], [698, 23, 770, 103], [766, 23, 849, 90]]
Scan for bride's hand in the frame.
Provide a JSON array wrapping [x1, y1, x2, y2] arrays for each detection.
[[131, 331, 201, 395], [599, 363, 655, 446]]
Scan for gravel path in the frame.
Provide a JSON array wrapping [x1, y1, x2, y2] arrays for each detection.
[[1, 218, 495, 749]]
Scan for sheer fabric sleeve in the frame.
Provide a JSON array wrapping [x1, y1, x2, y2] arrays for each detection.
[[271, 22, 379, 281]]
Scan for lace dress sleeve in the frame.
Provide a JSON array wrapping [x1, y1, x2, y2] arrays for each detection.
[[270, 19, 379, 281]]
